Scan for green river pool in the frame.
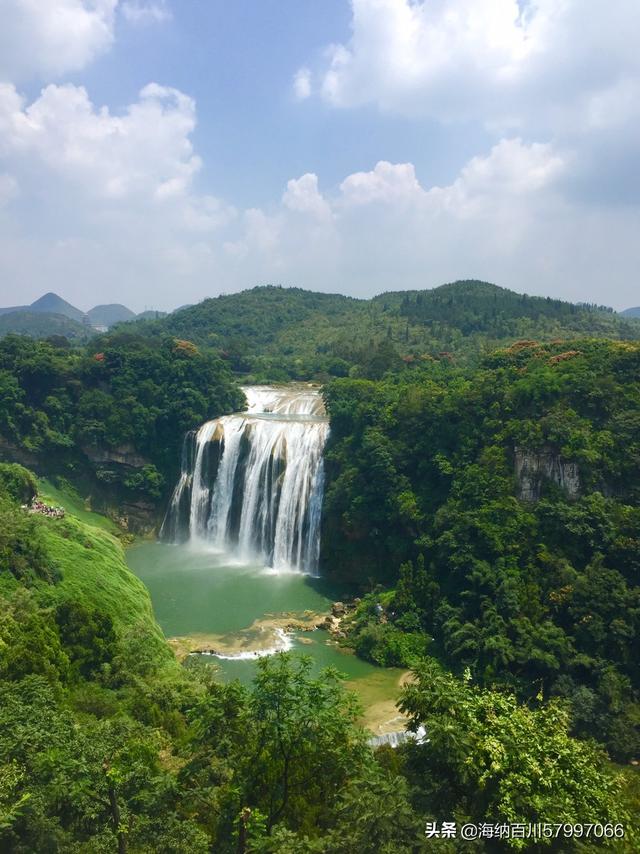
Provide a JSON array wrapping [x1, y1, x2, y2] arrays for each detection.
[[126, 541, 407, 734]]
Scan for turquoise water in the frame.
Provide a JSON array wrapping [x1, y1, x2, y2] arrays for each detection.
[[126, 541, 379, 685]]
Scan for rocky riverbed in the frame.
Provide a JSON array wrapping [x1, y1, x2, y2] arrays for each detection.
[[168, 609, 332, 660]]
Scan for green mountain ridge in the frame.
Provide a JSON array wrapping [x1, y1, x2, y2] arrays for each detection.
[[134, 309, 168, 321], [126, 280, 640, 381], [3, 281, 638, 353], [0, 304, 28, 316], [0, 292, 157, 336], [1, 283, 639, 848]]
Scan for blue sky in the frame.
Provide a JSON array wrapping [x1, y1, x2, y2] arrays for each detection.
[[0, 1, 639, 311], [64, 1, 488, 207]]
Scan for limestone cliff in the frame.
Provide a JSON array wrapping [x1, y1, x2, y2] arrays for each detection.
[[514, 446, 580, 501]]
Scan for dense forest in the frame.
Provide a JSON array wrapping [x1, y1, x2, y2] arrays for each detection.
[[321, 339, 640, 761], [1, 281, 639, 849], [0, 311, 91, 342]]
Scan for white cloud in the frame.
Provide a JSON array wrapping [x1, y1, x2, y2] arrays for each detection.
[[0, 82, 201, 201], [2, 117, 639, 310], [303, 0, 530, 118], [293, 67, 312, 100], [444, 138, 565, 199], [299, 0, 640, 135], [339, 161, 424, 206], [0, 0, 118, 81], [0, 82, 637, 311], [0, 81, 235, 309], [294, 0, 640, 234], [120, 1, 172, 25], [218, 139, 640, 309], [220, 136, 622, 308], [283, 173, 332, 220]]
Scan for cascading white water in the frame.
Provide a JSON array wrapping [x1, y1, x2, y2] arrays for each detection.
[[368, 726, 428, 749], [160, 386, 329, 575]]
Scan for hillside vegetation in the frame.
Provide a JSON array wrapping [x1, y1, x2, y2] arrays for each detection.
[[0, 332, 243, 525], [1, 279, 639, 848], [126, 281, 640, 381], [1, 279, 639, 525], [0, 292, 156, 338]]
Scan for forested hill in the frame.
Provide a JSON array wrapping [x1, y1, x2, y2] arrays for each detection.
[[0, 311, 90, 341], [138, 285, 359, 346], [125, 281, 640, 381], [3, 464, 633, 850], [377, 280, 627, 335]]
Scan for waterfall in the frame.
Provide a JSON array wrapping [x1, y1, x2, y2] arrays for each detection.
[[160, 385, 329, 575], [368, 726, 428, 749]]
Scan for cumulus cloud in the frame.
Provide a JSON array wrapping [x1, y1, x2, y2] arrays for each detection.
[[317, 0, 527, 118], [0, 1, 172, 82], [293, 0, 640, 231], [0, 82, 235, 309], [2, 110, 638, 310], [0, 83, 202, 200], [298, 0, 640, 134], [0, 0, 637, 311], [339, 161, 424, 206], [282, 174, 332, 221], [0, 0, 118, 81]]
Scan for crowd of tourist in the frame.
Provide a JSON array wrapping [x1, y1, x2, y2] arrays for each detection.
[[24, 498, 65, 519]]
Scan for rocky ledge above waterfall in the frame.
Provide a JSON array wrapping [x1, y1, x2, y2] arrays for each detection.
[[81, 443, 150, 468]]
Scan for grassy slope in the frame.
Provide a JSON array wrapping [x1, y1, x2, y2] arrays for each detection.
[[39, 477, 120, 534], [25, 489, 170, 665], [36, 515, 161, 637]]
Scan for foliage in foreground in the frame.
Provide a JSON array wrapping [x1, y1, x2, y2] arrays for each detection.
[[400, 661, 627, 836]]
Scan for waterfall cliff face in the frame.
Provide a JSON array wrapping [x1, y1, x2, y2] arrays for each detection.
[[160, 386, 329, 574]]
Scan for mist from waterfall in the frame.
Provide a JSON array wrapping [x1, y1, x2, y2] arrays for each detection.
[[160, 386, 329, 574]]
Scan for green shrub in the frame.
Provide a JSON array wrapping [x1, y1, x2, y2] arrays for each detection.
[[353, 623, 428, 667], [0, 463, 38, 505]]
